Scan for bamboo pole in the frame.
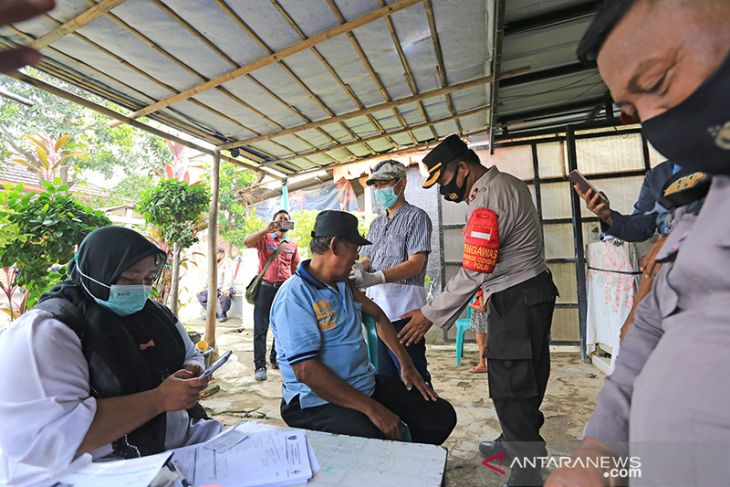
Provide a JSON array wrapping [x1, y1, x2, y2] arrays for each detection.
[[152, 0, 342, 164], [379, 0, 438, 140], [32, 0, 127, 49], [325, 0, 419, 146], [259, 105, 490, 168], [124, 0, 425, 121], [218, 74, 496, 150], [9, 71, 284, 180], [269, 0, 393, 152], [205, 151, 221, 348], [214, 0, 363, 161], [292, 126, 491, 178], [425, 0, 463, 134], [103, 0, 336, 167], [35, 12, 278, 152]]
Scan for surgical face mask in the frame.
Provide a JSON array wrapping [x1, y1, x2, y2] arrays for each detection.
[[642, 51, 730, 175], [439, 165, 467, 203], [374, 180, 402, 209], [76, 265, 151, 316]]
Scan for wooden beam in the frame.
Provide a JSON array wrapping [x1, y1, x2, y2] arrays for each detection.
[[32, 0, 127, 49], [326, 0, 419, 145], [111, 0, 327, 167], [293, 126, 490, 179], [266, 0, 381, 156], [259, 105, 490, 168], [123, 0, 424, 121], [205, 151, 221, 348], [10, 71, 283, 180], [212, 0, 359, 162], [218, 73, 499, 150], [424, 0, 462, 134], [379, 0, 438, 140]]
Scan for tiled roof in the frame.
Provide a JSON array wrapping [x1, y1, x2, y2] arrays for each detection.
[[0, 163, 107, 197]]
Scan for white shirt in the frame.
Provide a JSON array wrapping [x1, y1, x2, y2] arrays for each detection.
[[206, 259, 235, 291], [0, 309, 219, 486], [366, 283, 427, 323]]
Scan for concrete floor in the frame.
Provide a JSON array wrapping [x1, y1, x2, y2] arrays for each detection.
[[191, 317, 604, 486]]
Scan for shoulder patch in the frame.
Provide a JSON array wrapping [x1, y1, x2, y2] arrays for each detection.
[[463, 208, 500, 273]]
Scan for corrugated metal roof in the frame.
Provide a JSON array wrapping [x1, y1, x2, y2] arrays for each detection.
[[1, 0, 494, 174], [0, 0, 617, 167]]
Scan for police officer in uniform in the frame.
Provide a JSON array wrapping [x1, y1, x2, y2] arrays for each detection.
[[400, 135, 558, 487], [547, 1, 730, 486]]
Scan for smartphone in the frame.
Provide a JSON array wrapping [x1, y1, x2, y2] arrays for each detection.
[[569, 170, 608, 203], [278, 221, 295, 231], [201, 350, 233, 379]]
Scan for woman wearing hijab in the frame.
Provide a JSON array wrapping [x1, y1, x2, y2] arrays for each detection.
[[0, 226, 221, 486]]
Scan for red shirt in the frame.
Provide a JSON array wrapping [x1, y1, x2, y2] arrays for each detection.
[[254, 233, 300, 284]]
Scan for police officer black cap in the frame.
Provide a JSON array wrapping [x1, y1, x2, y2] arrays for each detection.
[[310, 210, 371, 246], [421, 134, 470, 189]]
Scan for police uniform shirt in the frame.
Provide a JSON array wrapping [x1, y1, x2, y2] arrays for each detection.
[[422, 166, 548, 328], [360, 202, 432, 322], [585, 175, 730, 485]]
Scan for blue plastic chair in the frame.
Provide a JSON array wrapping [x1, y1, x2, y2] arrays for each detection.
[[362, 314, 379, 372], [454, 303, 473, 367]]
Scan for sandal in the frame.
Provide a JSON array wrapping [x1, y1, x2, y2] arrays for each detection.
[[470, 365, 487, 373]]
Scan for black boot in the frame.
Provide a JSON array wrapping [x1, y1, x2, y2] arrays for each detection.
[[479, 435, 509, 459]]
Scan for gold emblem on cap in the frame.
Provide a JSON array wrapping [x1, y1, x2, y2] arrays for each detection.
[[709, 121, 730, 150], [428, 161, 443, 174]]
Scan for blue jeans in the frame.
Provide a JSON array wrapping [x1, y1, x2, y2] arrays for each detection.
[[376, 318, 431, 383]]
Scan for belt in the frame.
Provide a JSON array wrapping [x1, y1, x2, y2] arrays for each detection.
[[261, 280, 284, 289]]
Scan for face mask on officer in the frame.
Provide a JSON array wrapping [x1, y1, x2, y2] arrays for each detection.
[[374, 179, 403, 209], [439, 162, 468, 203], [641, 51, 730, 176]]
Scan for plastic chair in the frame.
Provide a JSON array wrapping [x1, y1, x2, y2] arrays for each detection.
[[454, 305, 473, 367], [362, 314, 378, 372]]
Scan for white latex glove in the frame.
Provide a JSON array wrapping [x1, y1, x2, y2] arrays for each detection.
[[349, 269, 385, 289], [351, 261, 364, 273]]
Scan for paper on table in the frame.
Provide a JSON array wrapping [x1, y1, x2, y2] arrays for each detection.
[[204, 428, 248, 452], [49, 451, 172, 487], [172, 429, 313, 487]]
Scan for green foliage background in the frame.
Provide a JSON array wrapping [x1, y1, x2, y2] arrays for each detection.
[[0, 180, 111, 306], [138, 179, 210, 248]]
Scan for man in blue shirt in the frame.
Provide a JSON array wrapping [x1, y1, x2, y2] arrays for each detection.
[[270, 210, 456, 444], [574, 160, 676, 241]]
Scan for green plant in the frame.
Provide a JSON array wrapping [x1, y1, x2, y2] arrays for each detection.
[[138, 178, 209, 314], [216, 162, 260, 249], [288, 209, 318, 259], [8, 133, 86, 183], [0, 179, 111, 310]]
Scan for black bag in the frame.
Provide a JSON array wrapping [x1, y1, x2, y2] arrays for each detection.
[[245, 241, 285, 304]]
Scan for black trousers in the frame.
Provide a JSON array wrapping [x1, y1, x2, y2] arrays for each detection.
[[486, 271, 557, 485], [376, 318, 431, 383], [253, 283, 278, 369], [197, 288, 236, 317], [280, 374, 457, 445]]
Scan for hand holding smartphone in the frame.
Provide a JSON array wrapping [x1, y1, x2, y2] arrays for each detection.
[[277, 221, 295, 231], [201, 350, 233, 379], [569, 170, 608, 203]]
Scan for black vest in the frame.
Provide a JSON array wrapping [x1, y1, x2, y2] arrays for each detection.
[[34, 298, 205, 458]]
